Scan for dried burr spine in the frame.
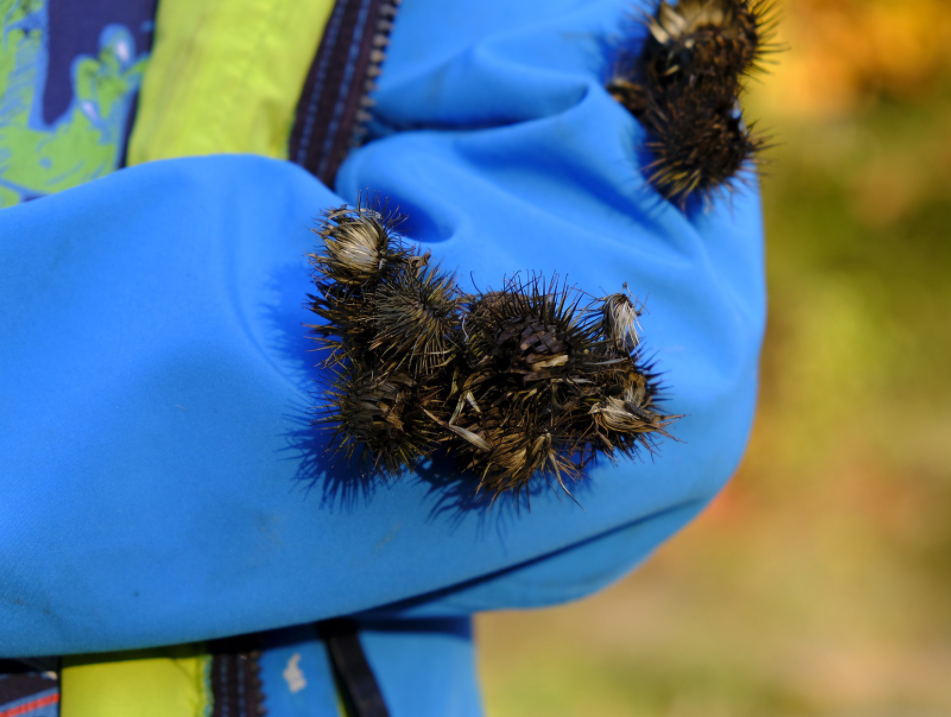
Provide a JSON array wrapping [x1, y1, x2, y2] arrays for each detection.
[[307, 197, 460, 478], [608, 0, 780, 205], [307, 202, 680, 500], [367, 261, 464, 374]]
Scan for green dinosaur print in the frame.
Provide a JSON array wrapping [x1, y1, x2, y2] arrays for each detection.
[[0, 0, 148, 207]]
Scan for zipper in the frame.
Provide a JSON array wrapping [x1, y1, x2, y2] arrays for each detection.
[[210, 640, 267, 717], [208, 623, 389, 717], [288, 0, 403, 186], [350, 0, 401, 148]]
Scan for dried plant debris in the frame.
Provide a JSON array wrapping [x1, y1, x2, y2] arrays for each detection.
[[368, 262, 463, 373], [306, 198, 455, 478], [317, 364, 440, 479], [306, 200, 680, 501], [608, 0, 780, 206]]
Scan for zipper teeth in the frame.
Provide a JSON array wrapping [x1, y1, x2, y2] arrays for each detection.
[[246, 650, 266, 717], [210, 647, 266, 717], [351, 0, 402, 147]]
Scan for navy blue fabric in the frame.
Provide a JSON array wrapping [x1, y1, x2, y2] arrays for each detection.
[[0, 0, 764, 660], [44, 0, 156, 125], [0, 0, 153, 204], [0, 659, 60, 717]]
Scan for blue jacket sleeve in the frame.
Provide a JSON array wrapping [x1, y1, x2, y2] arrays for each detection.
[[338, 0, 765, 617], [0, 0, 764, 658]]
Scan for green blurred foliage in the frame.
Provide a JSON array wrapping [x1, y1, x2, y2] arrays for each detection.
[[479, 0, 951, 714]]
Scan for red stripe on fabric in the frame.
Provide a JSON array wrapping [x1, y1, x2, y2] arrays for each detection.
[[0, 692, 60, 717]]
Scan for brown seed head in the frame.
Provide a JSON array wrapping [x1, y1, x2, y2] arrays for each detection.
[[319, 366, 436, 479], [644, 91, 765, 205], [309, 202, 405, 287], [608, 0, 780, 206], [367, 262, 464, 374]]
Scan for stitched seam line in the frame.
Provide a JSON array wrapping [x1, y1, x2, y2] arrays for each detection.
[[316, 0, 373, 178], [295, 0, 350, 164]]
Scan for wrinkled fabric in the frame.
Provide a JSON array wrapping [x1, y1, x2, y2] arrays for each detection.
[[0, 0, 764, 681], [338, 0, 765, 619]]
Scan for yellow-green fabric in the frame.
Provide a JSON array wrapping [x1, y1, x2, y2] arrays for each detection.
[[127, 0, 335, 165], [61, 645, 211, 717]]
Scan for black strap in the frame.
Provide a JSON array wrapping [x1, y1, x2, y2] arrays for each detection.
[[318, 619, 390, 717]]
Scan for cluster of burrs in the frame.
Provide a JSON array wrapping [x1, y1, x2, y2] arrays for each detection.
[[608, 0, 779, 206], [307, 200, 679, 500]]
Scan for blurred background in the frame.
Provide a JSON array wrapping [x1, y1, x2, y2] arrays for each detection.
[[477, 0, 951, 714]]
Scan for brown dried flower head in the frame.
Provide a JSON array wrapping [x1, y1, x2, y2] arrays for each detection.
[[307, 202, 681, 501], [607, 0, 780, 206], [309, 202, 404, 287], [368, 261, 464, 374]]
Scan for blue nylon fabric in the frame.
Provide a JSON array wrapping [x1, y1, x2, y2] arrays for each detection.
[[362, 500, 707, 619], [340, 0, 764, 617], [258, 625, 339, 717], [0, 0, 764, 662], [358, 618, 481, 717], [256, 618, 479, 717]]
